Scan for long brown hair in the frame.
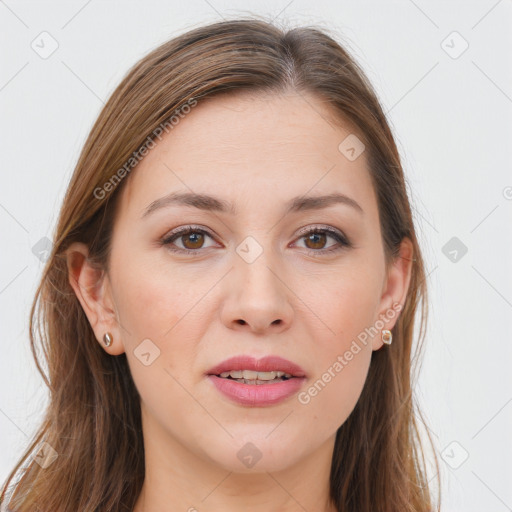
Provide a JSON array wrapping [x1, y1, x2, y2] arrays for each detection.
[[1, 16, 441, 511]]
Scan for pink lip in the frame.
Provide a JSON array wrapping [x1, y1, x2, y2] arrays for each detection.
[[207, 375, 306, 406], [206, 355, 307, 378], [206, 355, 307, 407]]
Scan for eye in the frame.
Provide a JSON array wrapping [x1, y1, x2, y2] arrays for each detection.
[[160, 224, 351, 256], [160, 226, 218, 255], [292, 226, 351, 255]]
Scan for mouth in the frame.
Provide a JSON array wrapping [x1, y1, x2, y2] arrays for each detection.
[[205, 355, 307, 406]]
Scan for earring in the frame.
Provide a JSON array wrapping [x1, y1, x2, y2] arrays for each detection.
[[103, 332, 113, 347], [381, 329, 393, 345]]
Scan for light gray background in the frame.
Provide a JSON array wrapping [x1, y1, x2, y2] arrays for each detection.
[[1, 1, 511, 510]]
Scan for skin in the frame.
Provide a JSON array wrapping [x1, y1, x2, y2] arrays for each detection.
[[66, 90, 413, 512]]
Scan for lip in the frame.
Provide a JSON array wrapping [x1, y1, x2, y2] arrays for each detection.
[[206, 355, 307, 407], [207, 375, 306, 406], [206, 355, 307, 378]]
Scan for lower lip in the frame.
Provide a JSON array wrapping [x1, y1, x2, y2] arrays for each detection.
[[207, 375, 306, 406]]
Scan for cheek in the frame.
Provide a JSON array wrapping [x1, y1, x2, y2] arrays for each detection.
[[313, 264, 381, 347], [112, 256, 199, 343], [110, 254, 210, 390], [116, 271, 204, 434], [299, 267, 379, 425], [298, 330, 373, 435]]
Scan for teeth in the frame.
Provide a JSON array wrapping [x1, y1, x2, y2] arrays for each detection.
[[219, 370, 292, 380], [235, 378, 281, 385]]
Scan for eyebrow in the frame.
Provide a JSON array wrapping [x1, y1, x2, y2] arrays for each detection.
[[141, 191, 364, 218]]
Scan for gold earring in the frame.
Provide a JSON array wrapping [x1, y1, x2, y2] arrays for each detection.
[[103, 332, 113, 347], [381, 329, 393, 345]]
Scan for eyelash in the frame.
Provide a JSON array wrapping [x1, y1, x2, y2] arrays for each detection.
[[160, 224, 352, 257]]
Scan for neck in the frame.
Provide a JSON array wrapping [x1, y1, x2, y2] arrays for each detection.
[[133, 411, 337, 512]]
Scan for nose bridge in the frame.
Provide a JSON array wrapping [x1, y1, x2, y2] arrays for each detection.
[[234, 232, 283, 298], [222, 232, 293, 332]]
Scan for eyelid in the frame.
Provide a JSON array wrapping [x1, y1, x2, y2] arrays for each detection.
[[294, 224, 347, 241]]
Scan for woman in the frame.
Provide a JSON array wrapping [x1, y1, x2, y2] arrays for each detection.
[[1, 17, 440, 512]]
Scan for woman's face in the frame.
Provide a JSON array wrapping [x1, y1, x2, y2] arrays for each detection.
[[74, 91, 412, 474]]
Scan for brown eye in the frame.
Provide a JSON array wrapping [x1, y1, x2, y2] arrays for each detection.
[[304, 231, 328, 250], [294, 227, 350, 255], [182, 232, 205, 250], [161, 227, 217, 254], [162, 225, 350, 257]]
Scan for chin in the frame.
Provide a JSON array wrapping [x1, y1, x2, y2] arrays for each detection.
[[201, 436, 300, 474]]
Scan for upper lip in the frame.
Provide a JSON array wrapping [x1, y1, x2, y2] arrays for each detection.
[[207, 355, 307, 378]]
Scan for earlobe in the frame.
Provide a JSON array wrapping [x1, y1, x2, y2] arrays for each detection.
[[66, 242, 124, 355]]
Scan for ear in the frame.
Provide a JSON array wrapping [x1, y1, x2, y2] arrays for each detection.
[[372, 237, 414, 351], [66, 242, 125, 355]]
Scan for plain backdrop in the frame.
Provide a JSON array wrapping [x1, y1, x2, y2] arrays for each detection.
[[1, 1, 511, 510]]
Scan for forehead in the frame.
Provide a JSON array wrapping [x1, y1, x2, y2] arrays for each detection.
[[118, 91, 377, 220]]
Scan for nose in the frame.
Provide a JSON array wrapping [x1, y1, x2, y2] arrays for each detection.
[[220, 253, 294, 334]]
